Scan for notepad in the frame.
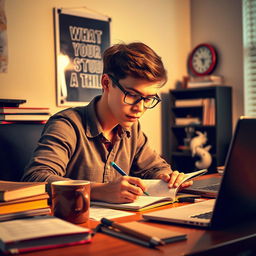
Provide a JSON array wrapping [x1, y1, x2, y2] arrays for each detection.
[[99, 221, 187, 247], [91, 169, 206, 211], [118, 221, 187, 243]]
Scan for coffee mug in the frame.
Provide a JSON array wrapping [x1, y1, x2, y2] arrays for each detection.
[[51, 180, 90, 224]]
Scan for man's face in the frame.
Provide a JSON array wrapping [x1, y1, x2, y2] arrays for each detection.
[[106, 75, 162, 129]]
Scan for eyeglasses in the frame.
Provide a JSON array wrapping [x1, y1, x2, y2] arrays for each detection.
[[108, 74, 161, 109]]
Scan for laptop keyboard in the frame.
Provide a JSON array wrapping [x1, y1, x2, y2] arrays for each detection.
[[203, 184, 220, 191], [191, 211, 213, 219]]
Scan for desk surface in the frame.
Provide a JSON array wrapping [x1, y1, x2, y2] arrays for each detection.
[[8, 174, 256, 256]]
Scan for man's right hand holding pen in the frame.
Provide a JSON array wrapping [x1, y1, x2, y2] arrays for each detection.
[[90, 175, 147, 203], [90, 162, 193, 204]]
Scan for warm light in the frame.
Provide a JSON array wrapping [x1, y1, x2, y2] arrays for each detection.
[[58, 54, 70, 101], [58, 54, 70, 70]]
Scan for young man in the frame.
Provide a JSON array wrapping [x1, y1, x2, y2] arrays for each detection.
[[22, 42, 192, 203]]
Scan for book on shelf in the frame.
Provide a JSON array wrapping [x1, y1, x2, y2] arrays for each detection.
[[175, 117, 201, 125], [0, 207, 51, 222], [202, 98, 215, 125], [0, 193, 49, 215], [0, 215, 92, 254], [0, 107, 50, 114], [174, 98, 215, 126], [175, 99, 204, 107], [91, 169, 207, 211], [0, 180, 46, 201], [187, 75, 224, 88]]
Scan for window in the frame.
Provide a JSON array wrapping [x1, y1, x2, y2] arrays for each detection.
[[243, 0, 256, 116]]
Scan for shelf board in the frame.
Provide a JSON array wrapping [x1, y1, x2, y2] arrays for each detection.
[[172, 151, 217, 158], [171, 125, 215, 129]]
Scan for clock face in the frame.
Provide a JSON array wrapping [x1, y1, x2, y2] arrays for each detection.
[[189, 44, 217, 76]]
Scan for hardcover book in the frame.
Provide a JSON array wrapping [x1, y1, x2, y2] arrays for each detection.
[[0, 193, 49, 215], [0, 181, 46, 201], [0, 207, 51, 222], [0, 215, 92, 254], [0, 107, 50, 114]]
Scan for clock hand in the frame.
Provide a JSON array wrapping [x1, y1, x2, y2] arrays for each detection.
[[201, 58, 205, 65]]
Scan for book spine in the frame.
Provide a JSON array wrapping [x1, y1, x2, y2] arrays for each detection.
[[0, 115, 50, 121], [175, 117, 201, 125], [7, 239, 92, 254]]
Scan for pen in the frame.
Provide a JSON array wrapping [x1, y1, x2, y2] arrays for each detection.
[[100, 218, 165, 246], [110, 161, 150, 196], [178, 197, 208, 203], [99, 225, 153, 247]]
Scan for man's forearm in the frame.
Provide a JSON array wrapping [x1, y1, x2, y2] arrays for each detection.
[[90, 182, 110, 202]]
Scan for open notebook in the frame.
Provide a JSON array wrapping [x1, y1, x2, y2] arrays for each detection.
[[91, 169, 206, 211], [143, 117, 256, 228]]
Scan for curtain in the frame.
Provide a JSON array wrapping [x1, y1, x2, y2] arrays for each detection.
[[243, 0, 256, 116]]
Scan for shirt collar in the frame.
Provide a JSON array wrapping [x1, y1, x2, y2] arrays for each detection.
[[84, 96, 131, 139]]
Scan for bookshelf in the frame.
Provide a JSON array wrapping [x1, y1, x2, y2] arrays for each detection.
[[169, 86, 232, 173]]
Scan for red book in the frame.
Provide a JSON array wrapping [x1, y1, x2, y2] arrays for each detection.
[[0, 216, 92, 254]]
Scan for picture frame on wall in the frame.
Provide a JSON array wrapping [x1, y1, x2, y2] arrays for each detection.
[[54, 7, 111, 106]]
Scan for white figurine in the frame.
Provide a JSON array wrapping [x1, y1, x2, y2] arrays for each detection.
[[194, 145, 212, 169], [190, 131, 212, 169]]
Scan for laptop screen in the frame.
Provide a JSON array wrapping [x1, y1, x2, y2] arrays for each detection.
[[211, 117, 256, 228]]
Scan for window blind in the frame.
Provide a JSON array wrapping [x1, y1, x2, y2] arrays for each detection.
[[243, 0, 256, 116]]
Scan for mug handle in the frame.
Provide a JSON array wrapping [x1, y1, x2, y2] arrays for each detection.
[[75, 188, 89, 213]]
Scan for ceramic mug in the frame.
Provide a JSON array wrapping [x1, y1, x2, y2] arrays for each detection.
[[51, 180, 90, 224]]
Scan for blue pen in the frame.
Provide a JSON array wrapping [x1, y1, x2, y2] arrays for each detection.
[[110, 161, 150, 196]]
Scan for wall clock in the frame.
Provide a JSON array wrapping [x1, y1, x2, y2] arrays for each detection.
[[189, 44, 217, 76]]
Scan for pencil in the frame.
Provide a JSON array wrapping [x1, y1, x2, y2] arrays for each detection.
[[110, 162, 150, 196]]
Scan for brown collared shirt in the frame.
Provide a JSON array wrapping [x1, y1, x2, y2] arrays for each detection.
[[22, 96, 171, 184]]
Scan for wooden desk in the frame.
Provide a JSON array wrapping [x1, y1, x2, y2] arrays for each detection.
[[10, 174, 256, 256]]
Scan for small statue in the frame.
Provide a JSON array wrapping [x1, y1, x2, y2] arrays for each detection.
[[190, 131, 212, 169]]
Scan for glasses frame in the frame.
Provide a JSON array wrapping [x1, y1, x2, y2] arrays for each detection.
[[107, 74, 161, 109]]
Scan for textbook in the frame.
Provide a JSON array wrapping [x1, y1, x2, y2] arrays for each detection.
[[0, 215, 92, 254], [0, 193, 49, 215], [0, 207, 51, 222], [0, 107, 50, 114], [0, 181, 46, 201], [92, 169, 207, 211], [0, 114, 50, 121]]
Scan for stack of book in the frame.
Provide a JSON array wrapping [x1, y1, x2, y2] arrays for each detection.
[[0, 107, 51, 122], [186, 75, 224, 88], [0, 181, 51, 222]]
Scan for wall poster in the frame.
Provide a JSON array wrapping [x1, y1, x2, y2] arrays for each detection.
[[54, 8, 111, 106], [0, 0, 8, 73]]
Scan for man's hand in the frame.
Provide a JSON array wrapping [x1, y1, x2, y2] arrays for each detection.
[[90, 176, 146, 203], [157, 170, 193, 189]]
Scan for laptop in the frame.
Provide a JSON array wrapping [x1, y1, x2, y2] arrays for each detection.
[[143, 117, 256, 228], [181, 176, 222, 198]]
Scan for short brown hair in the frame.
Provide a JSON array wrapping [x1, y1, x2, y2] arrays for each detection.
[[103, 42, 167, 86]]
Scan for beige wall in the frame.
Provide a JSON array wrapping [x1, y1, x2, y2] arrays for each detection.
[[0, 0, 191, 156], [190, 0, 243, 129]]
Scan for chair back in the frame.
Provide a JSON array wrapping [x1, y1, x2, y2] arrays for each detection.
[[0, 122, 45, 181]]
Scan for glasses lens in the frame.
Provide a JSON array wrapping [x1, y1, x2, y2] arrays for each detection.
[[124, 93, 141, 105], [124, 93, 160, 109], [144, 97, 158, 108]]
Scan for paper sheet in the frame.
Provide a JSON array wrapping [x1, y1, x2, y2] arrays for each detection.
[[90, 206, 135, 221]]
